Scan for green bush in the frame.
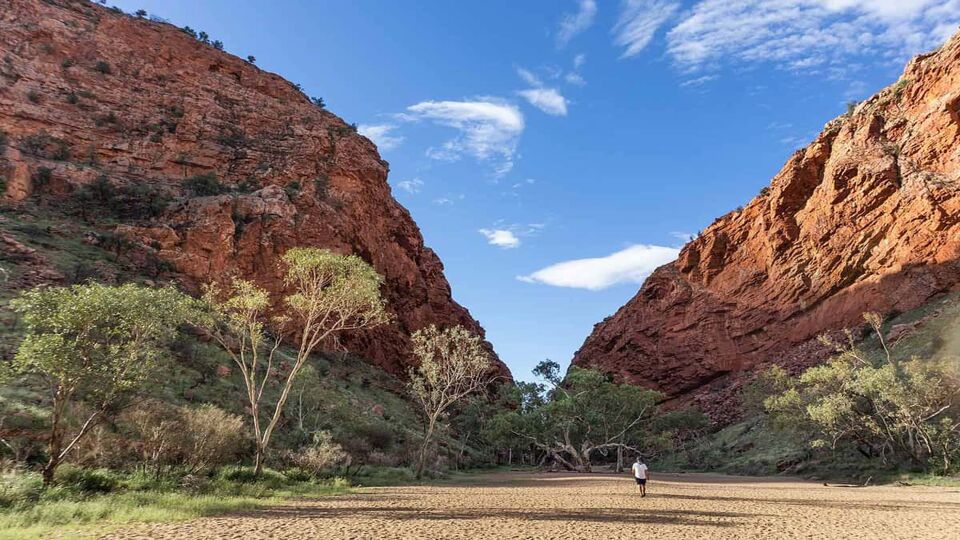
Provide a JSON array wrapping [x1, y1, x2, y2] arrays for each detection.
[[94, 60, 111, 74], [281, 468, 312, 482], [32, 167, 52, 189], [21, 131, 70, 160], [0, 470, 43, 508], [218, 467, 287, 487], [183, 174, 226, 197], [54, 465, 119, 493]]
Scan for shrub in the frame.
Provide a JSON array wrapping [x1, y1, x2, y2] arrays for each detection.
[[212, 40, 224, 51], [65, 91, 78, 105], [94, 111, 119, 127], [26, 89, 41, 103], [288, 431, 349, 478], [60, 57, 75, 69], [766, 313, 960, 475], [314, 175, 328, 199], [183, 173, 226, 197], [21, 131, 70, 160], [182, 26, 198, 39], [846, 100, 859, 115], [284, 180, 301, 198], [33, 167, 52, 189], [219, 466, 287, 486], [94, 60, 111, 74], [135, 9, 146, 18], [246, 55, 256, 64], [197, 31, 209, 44], [177, 404, 245, 473], [0, 469, 43, 508], [311, 97, 325, 109], [0, 129, 7, 149], [54, 465, 119, 493], [122, 400, 181, 474]]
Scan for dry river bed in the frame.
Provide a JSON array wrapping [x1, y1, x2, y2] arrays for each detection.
[[102, 472, 960, 539]]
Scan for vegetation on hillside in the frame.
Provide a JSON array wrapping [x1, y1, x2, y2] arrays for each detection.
[[666, 300, 960, 482]]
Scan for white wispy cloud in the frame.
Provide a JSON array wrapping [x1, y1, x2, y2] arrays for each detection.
[[666, 0, 960, 72], [557, 0, 598, 47], [518, 244, 679, 290], [679, 74, 717, 87], [518, 88, 569, 116], [405, 98, 525, 175], [479, 229, 521, 249], [566, 54, 588, 86], [516, 67, 569, 116], [395, 178, 424, 194], [613, 0, 680, 58], [670, 231, 694, 243], [357, 123, 404, 151]]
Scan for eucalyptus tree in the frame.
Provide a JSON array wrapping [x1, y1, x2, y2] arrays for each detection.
[[198, 248, 388, 475]]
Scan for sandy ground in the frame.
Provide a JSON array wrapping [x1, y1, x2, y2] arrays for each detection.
[[103, 472, 960, 539]]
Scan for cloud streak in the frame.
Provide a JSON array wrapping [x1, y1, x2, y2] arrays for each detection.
[[358, 123, 404, 151], [666, 0, 960, 72], [405, 98, 525, 174], [519, 244, 679, 290], [557, 0, 597, 47], [613, 0, 680, 58], [516, 68, 569, 116]]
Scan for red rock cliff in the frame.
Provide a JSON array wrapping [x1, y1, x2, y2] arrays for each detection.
[[573, 32, 960, 403], [0, 0, 508, 378]]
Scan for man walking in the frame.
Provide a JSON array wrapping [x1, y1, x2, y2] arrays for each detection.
[[631, 457, 649, 497]]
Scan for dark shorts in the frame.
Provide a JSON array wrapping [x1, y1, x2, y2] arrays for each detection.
[[635, 478, 646, 485]]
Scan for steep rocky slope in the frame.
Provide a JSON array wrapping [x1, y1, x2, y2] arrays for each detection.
[[573, 32, 960, 410], [0, 0, 506, 378]]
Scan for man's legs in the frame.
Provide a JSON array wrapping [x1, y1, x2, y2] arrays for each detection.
[[640, 480, 646, 497]]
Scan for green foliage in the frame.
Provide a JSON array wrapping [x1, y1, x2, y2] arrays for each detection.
[[54, 465, 119, 493], [93, 61, 111, 75], [280, 247, 389, 329], [765, 313, 960, 475], [196, 248, 388, 475], [0, 470, 43, 508], [0, 468, 349, 539], [10, 283, 196, 484], [32, 167, 52, 191], [20, 131, 69, 161], [284, 180, 300, 198], [491, 363, 677, 471], [408, 325, 495, 478], [182, 174, 226, 197], [26, 89, 41, 104], [311, 97, 325, 109]]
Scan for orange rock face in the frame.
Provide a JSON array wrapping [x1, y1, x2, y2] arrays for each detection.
[[573, 33, 960, 407], [0, 0, 507, 378]]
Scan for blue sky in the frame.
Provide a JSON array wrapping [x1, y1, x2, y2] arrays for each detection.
[[111, 0, 958, 382]]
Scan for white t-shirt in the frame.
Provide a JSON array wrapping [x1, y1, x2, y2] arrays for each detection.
[[631, 462, 648, 479]]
